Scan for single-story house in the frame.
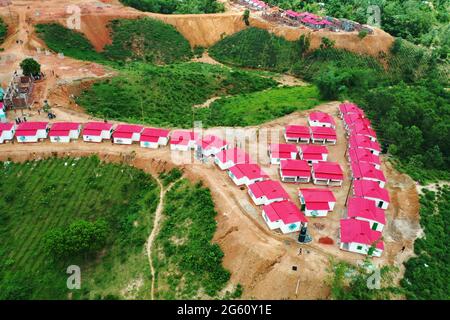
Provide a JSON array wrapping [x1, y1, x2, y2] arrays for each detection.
[[268, 143, 298, 164], [338, 103, 364, 119], [15, 122, 49, 143], [347, 122, 377, 141], [339, 219, 384, 257], [82, 122, 114, 143], [49, 122, 81, 143], [248, 180, 290, 206], [348, 148, 381, 170], [196, 134, 228, 157], [308, 111, 336, 129], [215, 147, 251, 170], [349, 134, 381, 156], [170, 130, 199, 151], [262, 200, 308, 234], [140, 127, 170, 149], [298, 188, 336, 217], [344, 115, 372, 132], [284, 125, 310, 143], [346, 197, 386, 232], [351, 161, 386, 188], [310, 126, 337, 145], [112, 124, 143, 145], [299, 145, 329, 164], [279, 159, 311, 183], [0, 123, 16, 143], [353, 180, 390, 210], [227, 163, 269, 186], [311, 161, 344, 186]]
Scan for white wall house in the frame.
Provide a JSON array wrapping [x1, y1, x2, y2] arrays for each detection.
[[248, 180, 289, 206], [262, 200, 308, 234], [299, 188, 336, 217], [215, 148, 250, 170], [308, 111, 336, 129], [0, 123, 16, 143], [227, 164, 269, 186], [140, 128, 170, 149], [339, 219, 384, 257], [170, 130, 198, 151], [49, 123, 81, 143], [82, 122, 114, 143], [15, 122, 49, 143], [268, 144, 298, 164], [353, 180, 390, 210], [346, 197, 385, 232]]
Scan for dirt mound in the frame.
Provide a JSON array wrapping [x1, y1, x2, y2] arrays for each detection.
[[319, 237, 334, 245]]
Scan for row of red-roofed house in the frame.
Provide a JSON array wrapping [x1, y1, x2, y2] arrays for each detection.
[[338, 102, 390, 258], [284, 111, 337, 144]]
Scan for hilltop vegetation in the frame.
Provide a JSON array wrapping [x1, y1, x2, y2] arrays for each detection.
[[36, 18, 192, 65], [402, 186, 450, 299], [211, 28, 450, 180], [0, 157, 160, 299], [153, 179, 234, 299], [0, 17, 7, 45], [76, 62, 278, 128], [120, 0, 224, 14]]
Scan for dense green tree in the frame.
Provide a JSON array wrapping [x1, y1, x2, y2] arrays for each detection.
[[20, 58, 41, 77], [0, 17, 7, 45]]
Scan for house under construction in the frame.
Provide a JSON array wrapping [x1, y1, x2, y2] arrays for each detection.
[[3, 74, 35, 110]]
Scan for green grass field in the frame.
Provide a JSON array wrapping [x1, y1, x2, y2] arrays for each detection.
[[153, 179, 237, 299], [76, 62, 278, 128], [0, 156, 160, 299], [197, 85, 323, 127]]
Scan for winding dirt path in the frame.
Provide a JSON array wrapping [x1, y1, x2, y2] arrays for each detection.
[[146, 177, 181, 300]]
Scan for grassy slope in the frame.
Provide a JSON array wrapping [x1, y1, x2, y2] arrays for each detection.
[[0, 17, 7, 45], [197, 85, 323, 127], [153, 179, 232, 299], [76, 62, 278, 128], [0, 157, 160, 300]]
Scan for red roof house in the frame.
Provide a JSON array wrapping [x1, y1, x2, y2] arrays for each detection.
[[338, 103, 364, 118], [299, 145, 328, 164], [0, 123, 16, 143], [310, 126, 337, 144], [170, 130, 199, 151], [346, 197, 386, 232], [353, 180, 390, 210], [49, 122, 81, 143], [284, 125, 310, 143], [340, 219, 384, 257], [348, 148, 381, 170], [140, 127, 170, 149], [351, 161, 386, 188], [268, 143, 298, 164], [349, 135, 381, 155], [112, 124, 143, 144], [262, 200, 308, 234], [298, 188, 336, 217], [196, 134, 228, 157], [215, 148, 251, 170], [15, 122, 49, 143], [248, 180, 290, 206], [279, 159, 311, 183], [348, 122, 377, 141], [228, 163, 269, 186], [311, 161, 344, 186], [308, 111, 336, 128], [82, 122, 114, 142]]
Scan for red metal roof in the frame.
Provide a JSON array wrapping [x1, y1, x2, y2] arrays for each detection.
[[83, 122, 113, 135], [308, 111, 336, 126], [312, 161, 344, 180], [299, 145, 328, 160], [340, 219, 384, 249], [0, 123, 14, 134], [228, 164, 269, 180], [113, 131, 133, 139], [348, 148, 381, 166], [141, 127, 169, 139], [280, 159, 311, 178], [299, 188, 336, 203], [270, 143, 298, 159], [285, 125, 310, 139], [114, 124, 143, 133], [50, 122, 80, 131], [310, 126, 337, 140], [17, 122, 48, 131], [216, 148, 251, 164], [347, 197, 386, 224], [197, 134, 228, 150], [263, 200, 308, 224], [353, 180, 390, 203], [349, 135, 381, 152], [351, 161, 386, 182], [170, 130, 198, 146], [339, 103, 364, 116], [248, 180, 290, 201], [349, 123, 377, 139]]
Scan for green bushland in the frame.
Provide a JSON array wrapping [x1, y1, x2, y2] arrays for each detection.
[[328, 260, 401, 300], [401, 186, 450, 300], [119, 0, 224, 14], [0, 17, 7, 45], [35, 18, 192, 65], [76, 62, 278, 128], [159, 168, 183, 187], [0, 156, 160, 300], [152, 179, 231, 299], [197, 85, 323, 127]]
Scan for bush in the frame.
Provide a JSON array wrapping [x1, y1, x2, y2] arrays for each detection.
[[120, 0, 224, 14], [0, 17, 7, 45], [20, 58, 41, 77]]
